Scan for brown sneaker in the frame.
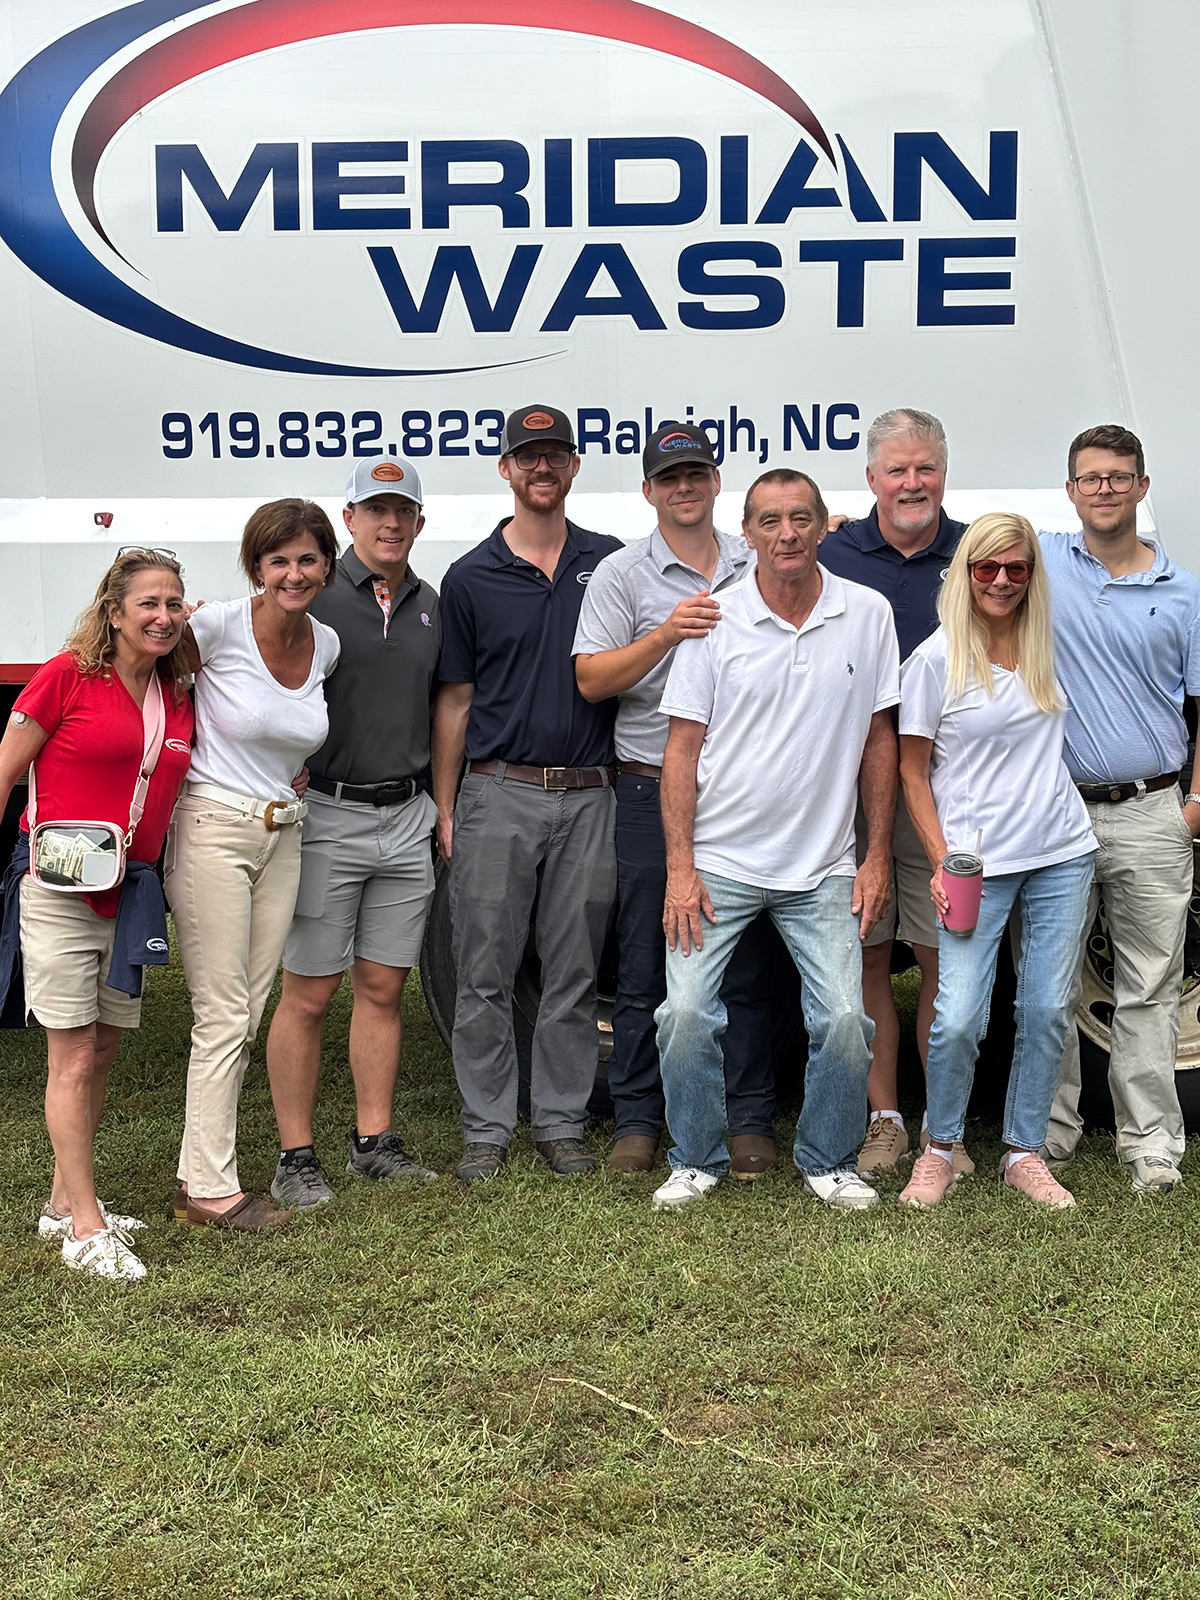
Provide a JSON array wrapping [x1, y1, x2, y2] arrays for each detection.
[[919, 1127, 975, 1178], [1002, 1153, 1075, 1208], [184, 1193, 293, 1230], [729, 1134, 777, 1181], [606, 1135, 659, 1173], [899, 1148, 959, 1209], [857, 1115, 910, 1174]]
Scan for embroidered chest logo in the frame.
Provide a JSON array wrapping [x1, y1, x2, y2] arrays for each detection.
[[420, 611, 432, 627], [577, 571, 593, 584], [847, 662, 855, 674], [165, 738, 190, 753]]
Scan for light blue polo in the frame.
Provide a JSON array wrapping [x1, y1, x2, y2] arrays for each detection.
[[1039, 530, 1200, 784]]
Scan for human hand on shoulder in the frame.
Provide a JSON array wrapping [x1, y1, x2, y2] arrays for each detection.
[[826, 514, 849, 532], [659, 593, 721, 647]]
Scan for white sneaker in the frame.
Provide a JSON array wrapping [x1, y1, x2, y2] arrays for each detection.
[[39, 1201, 146, 1242], [61, 1224, 147, 1280], [651, 1167, 720, 1211], [803, 1169, 880, 1211], [1128, 1155, 1184, 1194]]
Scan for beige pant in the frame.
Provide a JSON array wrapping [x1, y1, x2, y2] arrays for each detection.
[[1046, 786, 1193, 1164], [166, 794, 301, 1198]]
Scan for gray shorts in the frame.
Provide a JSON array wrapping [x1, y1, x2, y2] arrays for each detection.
[[283, 789, 436, 976], [856, 793, 939, 950]]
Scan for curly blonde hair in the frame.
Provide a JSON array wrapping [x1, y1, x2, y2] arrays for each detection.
[[64, 550, 191, 703], [937, 512, 1061, 714]]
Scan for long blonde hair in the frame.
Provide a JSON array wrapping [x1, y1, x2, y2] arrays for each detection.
[[937, 512, 1061, 714], [64, 550, 191, 704]]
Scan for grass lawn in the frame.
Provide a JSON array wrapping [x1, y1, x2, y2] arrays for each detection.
[[3, 956, 1200, 1599]]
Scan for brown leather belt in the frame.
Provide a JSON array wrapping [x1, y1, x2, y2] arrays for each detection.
[[1076, 770, 1180, 804], [617, 760, 663, 780], [469, 760, 615, 790]]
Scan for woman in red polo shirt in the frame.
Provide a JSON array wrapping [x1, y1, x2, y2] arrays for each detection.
[[0, 550, 194, 1280]]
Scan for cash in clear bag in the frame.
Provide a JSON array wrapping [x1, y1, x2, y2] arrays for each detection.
[[27, 675, 166, 893]]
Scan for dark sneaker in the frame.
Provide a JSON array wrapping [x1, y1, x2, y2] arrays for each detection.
[[271, 1149, 335, 1210], [346, 1130, 438, 1184], [455, 1143, 509, 1186], [535, 1138, 597, 1178]]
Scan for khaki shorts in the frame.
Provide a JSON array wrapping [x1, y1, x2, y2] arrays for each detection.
[[19, 875, 142, 1030], [856, 794, 939, 949], [283, 788, 437, 976]]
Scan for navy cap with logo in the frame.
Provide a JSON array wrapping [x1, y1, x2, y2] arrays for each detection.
[[500, 405, 576, 457], [642, 422, 717, 480]]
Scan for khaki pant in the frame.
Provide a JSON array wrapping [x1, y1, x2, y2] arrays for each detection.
[[1046, 786, 1193, 1164], [166, 794, 301, 1198]]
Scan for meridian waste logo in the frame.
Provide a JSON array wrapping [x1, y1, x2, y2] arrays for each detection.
[[0, 0, 1021, 380]]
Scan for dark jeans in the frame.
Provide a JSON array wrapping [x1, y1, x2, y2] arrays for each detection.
[[611, 772, 777, 1139]]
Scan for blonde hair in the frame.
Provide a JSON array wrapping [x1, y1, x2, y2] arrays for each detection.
[[64, 550, 191, 704], [937, 512, 1061, 714]]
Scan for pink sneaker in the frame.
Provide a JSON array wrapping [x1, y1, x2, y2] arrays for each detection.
[[1002, 1153, 1075, 1208], [899, 1149, 959, 1209]]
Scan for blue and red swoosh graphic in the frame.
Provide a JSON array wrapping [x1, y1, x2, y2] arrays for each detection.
[[0, 0, 831, 377]]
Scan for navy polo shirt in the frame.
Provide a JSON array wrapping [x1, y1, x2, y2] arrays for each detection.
[[438, 517, 622, 766], [820, 506, 966, 661]]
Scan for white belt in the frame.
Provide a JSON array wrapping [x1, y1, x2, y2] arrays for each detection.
[[187, 781, 307, 830]]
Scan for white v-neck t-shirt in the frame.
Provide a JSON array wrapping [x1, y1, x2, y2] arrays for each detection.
[[186, 598, 341, 801], [660, 566, 900, 892], [899, 628, 1095, 877]]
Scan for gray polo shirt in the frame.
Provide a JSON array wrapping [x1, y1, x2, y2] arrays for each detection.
[[572, 527, 752, 764], [307, 544, 441, 786]]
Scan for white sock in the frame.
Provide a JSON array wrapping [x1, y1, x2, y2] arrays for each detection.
[[1006, 1149, 1034, 1170], [870, 1110, 905, 1130], [927, 1143, 954, 1165], [921, 1109, 929, 1133]]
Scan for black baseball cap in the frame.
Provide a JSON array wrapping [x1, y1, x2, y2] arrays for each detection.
[[642, 422, 717, 480], [500, 405, 576, 457]]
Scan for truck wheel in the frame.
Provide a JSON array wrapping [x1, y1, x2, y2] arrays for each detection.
[[418, 860, 614, 1121]]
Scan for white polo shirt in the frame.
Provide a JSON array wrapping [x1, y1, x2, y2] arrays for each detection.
[[660, 566, 900, 892]]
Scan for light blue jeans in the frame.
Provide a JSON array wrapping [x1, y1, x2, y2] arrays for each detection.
[[926, 850, 1096, 1151], [655, 872, 874, 1178]]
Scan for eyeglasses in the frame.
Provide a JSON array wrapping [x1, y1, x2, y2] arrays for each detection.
[[970, 559, 1032, 584], [1071, 472, 1138, 495], [510, 447, 574, 470], [116, 545, 179, 561]]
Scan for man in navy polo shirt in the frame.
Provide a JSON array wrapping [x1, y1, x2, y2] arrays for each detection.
[[821, 408, 966, 1177], [432, 406, 622, 1185]]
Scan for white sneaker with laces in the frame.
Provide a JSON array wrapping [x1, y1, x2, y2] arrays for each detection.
[[803, 1169, 880, 1211], [39, 1202, 145, 1242], [1128, 1155, 1184, 1194], [61, 1225, 147, 1280], [651, 1167, 720, 1211]]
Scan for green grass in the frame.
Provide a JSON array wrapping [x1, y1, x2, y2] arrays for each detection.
[[3, 961, 1200, 1599]]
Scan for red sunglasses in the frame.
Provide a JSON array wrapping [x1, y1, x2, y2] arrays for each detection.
[[970, 558, 1032, 584]]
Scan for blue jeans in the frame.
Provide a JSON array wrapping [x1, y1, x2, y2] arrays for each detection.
[[655, 871, 873, 1177], [612, 774, 778, 1139], [926, 851, 1096, 1150]]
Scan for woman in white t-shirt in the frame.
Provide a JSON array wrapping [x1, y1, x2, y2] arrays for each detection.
[[169, 500, 341, 1231], [897, 512, 1096, 1211]]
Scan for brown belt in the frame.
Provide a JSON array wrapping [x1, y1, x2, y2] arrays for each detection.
[[1076, 770, 1181, 804], [617, 760, 663, 780], [469, 760, 615, 791]]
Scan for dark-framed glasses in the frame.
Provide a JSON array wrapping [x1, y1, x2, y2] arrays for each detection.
[[970, 558, 1032, 584], [1071, 472, 1137, 495], [511, 446, 574, 470]]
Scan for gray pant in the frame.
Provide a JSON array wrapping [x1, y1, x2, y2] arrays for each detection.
[[449, 767, 616, 1145], [1046, 786, 1192, 1164]]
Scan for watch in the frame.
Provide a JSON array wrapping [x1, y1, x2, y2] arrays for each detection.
[[1185, 794, 1200, 807]]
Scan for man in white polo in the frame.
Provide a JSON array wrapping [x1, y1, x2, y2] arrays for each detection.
[[652, 468, 900, 1212]]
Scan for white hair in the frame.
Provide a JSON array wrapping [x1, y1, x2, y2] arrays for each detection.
[[865, 408, 948, 469]]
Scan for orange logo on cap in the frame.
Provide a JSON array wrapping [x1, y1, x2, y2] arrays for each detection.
[[371, 462, 405, 482], [522, 411, 554, 430]]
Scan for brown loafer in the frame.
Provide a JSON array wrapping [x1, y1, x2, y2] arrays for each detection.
[[184, 1193, 293, 1230], [171, 1184, 188, 1224], [606, 1134, 660, 1173], [729, 1133, 777, 1181]]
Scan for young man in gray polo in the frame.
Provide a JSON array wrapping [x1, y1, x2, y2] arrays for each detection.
[[573, 423, 779, 1178], [265, 456, 441, 1207], [432, 406, 622, 1184]]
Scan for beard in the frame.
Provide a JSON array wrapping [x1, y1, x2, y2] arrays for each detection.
[[890, 496, 938, 534], [512, 474, 571, 516]]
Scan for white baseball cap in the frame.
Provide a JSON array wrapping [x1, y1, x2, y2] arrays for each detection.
[[345, 456, 423, 507]]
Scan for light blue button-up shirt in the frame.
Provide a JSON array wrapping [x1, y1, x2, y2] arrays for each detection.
[[1039, 530, 1200, 784]]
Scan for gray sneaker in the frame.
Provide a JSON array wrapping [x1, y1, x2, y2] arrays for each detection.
[[346, 1130, 438, 1184], [1128, 1154, 1184, 1194], [271, 1150, 335, 1210]]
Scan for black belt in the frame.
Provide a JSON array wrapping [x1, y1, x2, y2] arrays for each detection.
[[1075, 770, 1180, 804], [307, 774, 422, 806]]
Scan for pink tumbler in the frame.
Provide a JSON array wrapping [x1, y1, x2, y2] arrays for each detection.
[[941, 850, 984, 934]]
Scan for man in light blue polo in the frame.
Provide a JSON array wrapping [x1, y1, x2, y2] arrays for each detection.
[[1042, 424, 1200, 1192]]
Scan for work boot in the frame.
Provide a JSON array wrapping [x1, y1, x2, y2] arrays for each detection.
[[729, 1133, 777, 1181], [606, 1135, 659, 1173], [535, 1138, 596, 1178], [455, 1143, 508, 1186]]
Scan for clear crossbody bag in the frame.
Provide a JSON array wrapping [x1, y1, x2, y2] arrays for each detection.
[[27, 674, 166, 893]]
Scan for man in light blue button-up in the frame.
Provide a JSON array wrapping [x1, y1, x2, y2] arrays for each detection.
[[1042, 424, 1200, 1192]]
